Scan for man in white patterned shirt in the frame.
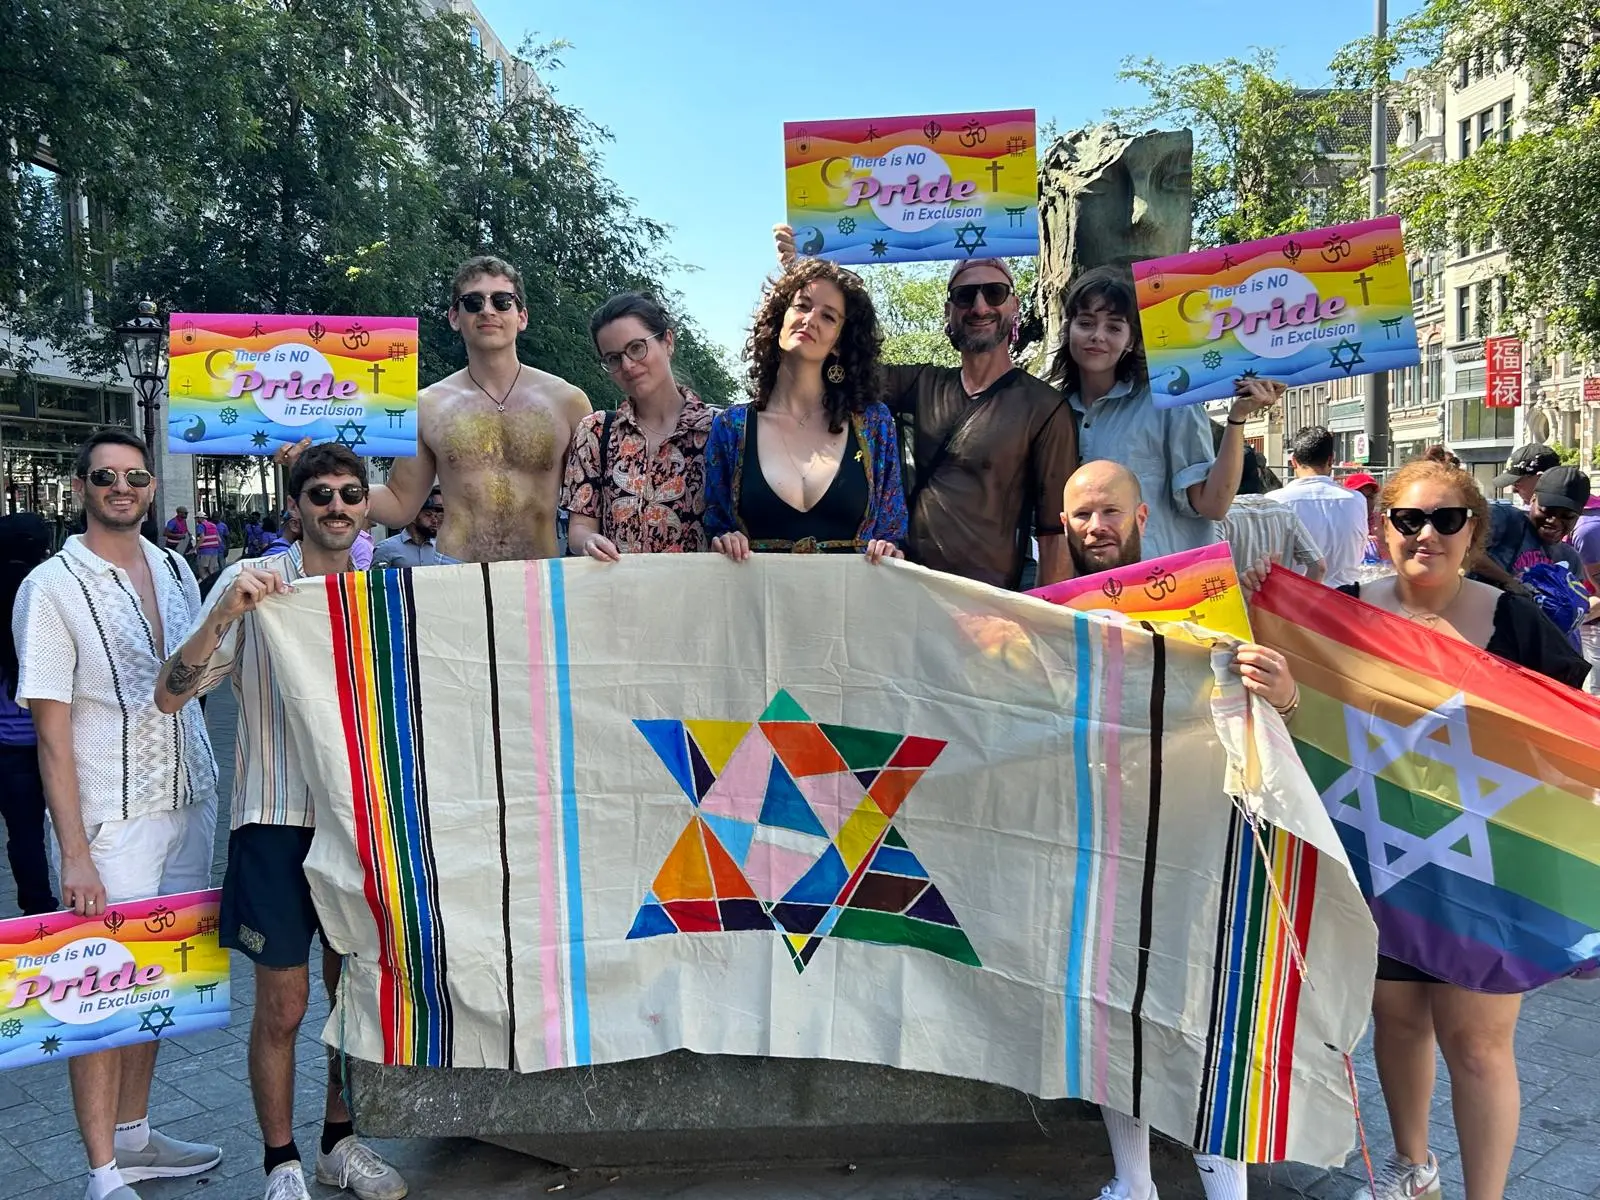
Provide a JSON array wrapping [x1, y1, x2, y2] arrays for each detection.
[[12, 430, 221, 1200], [157, 443, 406, 1200]]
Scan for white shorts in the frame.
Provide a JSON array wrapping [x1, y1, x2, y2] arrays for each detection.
[[50, 794, 218, 904]]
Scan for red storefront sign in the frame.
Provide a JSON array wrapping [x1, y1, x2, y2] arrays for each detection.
[[1584, 376, 1600, 403], [1485, 337, 1523, 408]]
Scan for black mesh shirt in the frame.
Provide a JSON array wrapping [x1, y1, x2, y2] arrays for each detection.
[[883, 364, 1078, 590]]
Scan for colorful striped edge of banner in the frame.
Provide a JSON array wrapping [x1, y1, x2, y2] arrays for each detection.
[[328, 570, 453, 1067]]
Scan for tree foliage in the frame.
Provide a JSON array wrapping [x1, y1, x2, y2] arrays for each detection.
[[0, 0, 735, 407], [1112, 49, 1369, 248], [1334, 0, 1600, 356]]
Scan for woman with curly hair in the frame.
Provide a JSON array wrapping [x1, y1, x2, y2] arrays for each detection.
[[705, 259, 907, 560]]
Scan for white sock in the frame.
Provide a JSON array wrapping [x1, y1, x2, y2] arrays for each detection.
[[85, 1161, 126, 1200], [1194, 1153, 1248, 1200], [113, 1116, 150, 1152], [1100, 1106, 1155, 1199]]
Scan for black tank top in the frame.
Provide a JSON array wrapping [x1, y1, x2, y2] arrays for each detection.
[[739, 412, 869, 553]]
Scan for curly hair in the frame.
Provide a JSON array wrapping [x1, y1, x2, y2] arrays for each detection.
[[743, 259, 883, 435], [1047, 266, 1149, 397], [1378, 457, 1490, 566]]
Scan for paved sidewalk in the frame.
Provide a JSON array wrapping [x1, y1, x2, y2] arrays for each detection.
[[1, 691, 1595, 1199]]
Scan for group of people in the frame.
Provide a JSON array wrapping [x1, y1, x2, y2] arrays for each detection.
[[2, 244, 1596, 1200]]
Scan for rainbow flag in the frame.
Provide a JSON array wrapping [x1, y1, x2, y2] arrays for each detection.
[[1028, 543, 1253, 643], [1253, 569, 1600, 992]]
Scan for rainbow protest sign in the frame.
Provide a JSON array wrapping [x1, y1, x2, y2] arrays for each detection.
[[1134, 216, 1420, 407], [167, 313, 419, 456], [1027, 543, 1253, 643], [0, 890, 230, 1071], [784, 110, 1038, 265]]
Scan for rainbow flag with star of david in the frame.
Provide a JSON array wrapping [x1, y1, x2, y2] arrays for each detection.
[[1252, 568, 1600, 992]]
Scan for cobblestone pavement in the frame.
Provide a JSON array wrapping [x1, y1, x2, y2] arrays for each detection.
[[1, 691, 1595, 1199]]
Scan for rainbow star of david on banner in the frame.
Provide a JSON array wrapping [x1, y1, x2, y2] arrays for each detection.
[[628, 690, 979, 972]]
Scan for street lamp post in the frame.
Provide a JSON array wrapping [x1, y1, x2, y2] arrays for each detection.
[[114, 298, 170, 542]]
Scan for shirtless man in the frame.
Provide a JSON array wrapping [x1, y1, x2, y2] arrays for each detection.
[[277, 256, 590, 562]]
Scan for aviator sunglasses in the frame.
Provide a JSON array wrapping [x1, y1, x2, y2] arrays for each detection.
[[948, 282, 1014, 308], [84, 467, 153, 488], [453, 291, 521, 314], [1387, 507, 1470, 537], [301, 483, 368, 507]]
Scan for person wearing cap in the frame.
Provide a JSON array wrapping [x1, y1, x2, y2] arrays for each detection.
[[1474, 466, 1600, 647], [1341, 471, 1385, 568], [1573, 493, 1600, 695], [1491, 442, 1561, 505], [775, 225, 1075, 589]]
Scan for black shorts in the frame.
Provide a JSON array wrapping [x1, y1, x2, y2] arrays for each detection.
[[1376, 954, 1444, 984], [219, 824, 322, 968]]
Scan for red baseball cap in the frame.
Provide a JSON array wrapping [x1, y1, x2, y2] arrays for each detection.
[[1343, 472, 1380, 492]]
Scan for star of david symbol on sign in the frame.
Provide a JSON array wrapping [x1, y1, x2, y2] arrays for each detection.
[[138, 1004, 177, 1037], [952, 222, 987, 256], [1329, 339, 1366, 375], [1320, 693, 1540, 897], [333, 420, 367, 450], [629, 691, 979, 973]]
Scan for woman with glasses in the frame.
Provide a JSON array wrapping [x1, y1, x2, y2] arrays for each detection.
[[1330, 457, 1586, 1200], [704, 259, 906, 561], [563, 293, 714, 558]]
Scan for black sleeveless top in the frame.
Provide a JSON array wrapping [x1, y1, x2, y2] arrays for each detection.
[[739, 412, 869, 553]]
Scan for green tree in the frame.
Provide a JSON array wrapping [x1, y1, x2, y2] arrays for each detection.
[[0, 0, 735, 406], [1113, 49, 1370, 248], [1334, 0, 1600, 356]]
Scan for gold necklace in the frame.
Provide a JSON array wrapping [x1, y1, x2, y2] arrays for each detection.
[[1395, 577, 1464, 625]]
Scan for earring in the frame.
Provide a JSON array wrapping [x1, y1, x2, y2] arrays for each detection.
[[826, 360, 846, 384], [1009, 318, 1020, 347]]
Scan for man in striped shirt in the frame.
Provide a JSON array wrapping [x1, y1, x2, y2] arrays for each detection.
[[13, 430, 221, 1200], [1219, 448, 1326, 584], [157, 443, 406, 1200]]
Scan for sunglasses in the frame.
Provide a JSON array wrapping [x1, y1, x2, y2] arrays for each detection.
[[84, 467, 153, 489], [301, 483, 369, 507], [1387, 507, 1470, 537], [599, 332, 663, 373], [453, 291, 521, 314], [948, 282, 1014, 308]]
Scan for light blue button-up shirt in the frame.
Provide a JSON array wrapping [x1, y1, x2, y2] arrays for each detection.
[[1066, 379, 1220, 559]]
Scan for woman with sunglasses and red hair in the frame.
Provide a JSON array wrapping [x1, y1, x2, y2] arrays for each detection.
[[1333, 456, 1585, 1200]]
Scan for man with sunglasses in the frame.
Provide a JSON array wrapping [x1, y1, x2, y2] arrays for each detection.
[[11, 430, 222, 1200], [277, 256, 590, 564], [372, 486, 453, 568], [777, 227, 1076, 590], [155, 443, 408, 1200], [1472, 466, 1600, 638]]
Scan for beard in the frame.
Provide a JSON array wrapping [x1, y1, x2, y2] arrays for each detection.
[[85, 492, 147, 531], [945, 311, 1010, 354], [1068, 526, 1143, 576]]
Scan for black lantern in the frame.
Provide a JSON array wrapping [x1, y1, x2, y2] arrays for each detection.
[[114, 298, 169, 539]]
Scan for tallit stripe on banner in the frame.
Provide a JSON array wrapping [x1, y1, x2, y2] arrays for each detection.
[[1063, 614, 1096, 1095], [550, 562, 592, 1066], [1195, 810, 1245, 1149], [1090, 621, 1126, 1102], [481, 564, 517, 1069], [1128, 627, 1167, 1117], [524, 562, 566, 1069]]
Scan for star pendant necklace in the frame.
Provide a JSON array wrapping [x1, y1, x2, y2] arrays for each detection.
[[1396, 575, 1464, 626], [467, 364, 523, 412]]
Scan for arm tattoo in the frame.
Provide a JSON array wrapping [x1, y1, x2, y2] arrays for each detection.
[[164, 659, 206, 696]]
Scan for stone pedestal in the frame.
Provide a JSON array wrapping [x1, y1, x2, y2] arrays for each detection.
[[350, 1052, 1106, 1170]]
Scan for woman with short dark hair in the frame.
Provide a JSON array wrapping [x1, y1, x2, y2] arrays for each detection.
[[704, 259, 906, 561]]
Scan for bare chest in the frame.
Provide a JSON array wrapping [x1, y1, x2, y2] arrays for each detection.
[[430, 405, 565, 476]]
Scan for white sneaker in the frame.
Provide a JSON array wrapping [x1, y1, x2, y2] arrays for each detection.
[[264, 1162, 311, 1200], [115, 1128, 222, 1181], [315, 1136, 409, 1200], [1352, 1152, 1442, 1199], [1095, 1183, 1159, 1200]]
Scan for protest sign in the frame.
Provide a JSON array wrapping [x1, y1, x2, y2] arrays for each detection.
[[0, 890, 229, 1071], [167, 314, 419, 456], [784, 110, 1038, 265], [1135, 215, 1420, 407], [1027, 542, 1253, 642]]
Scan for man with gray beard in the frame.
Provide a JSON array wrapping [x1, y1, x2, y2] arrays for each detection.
[[777, 229, 1078, 590]]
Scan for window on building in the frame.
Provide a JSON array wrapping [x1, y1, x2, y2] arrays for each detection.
[[1427, 342, 1443, 403], [468, 25, 481, 52], [494, 59, 506, 105], [1470, 46, 1486, 82], [1456, 60, 1469, 89], [1458, 118, 1472, 158], [1495, 276, 1511, 325], [1456, 287, 1472, 341], [1474, 281, 1493, 336], [1411, 260, 1424, 303], [1499, 98, 1513, 142], [1449, 395, 1516, 442], [1478, 109, 1494, 148]]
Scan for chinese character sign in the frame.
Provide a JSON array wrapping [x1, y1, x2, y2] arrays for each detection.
[[0, 890, 230, 1071], [167, 314, 419, 456], [784, 110, 1038, 265], [1485, 336, 1524, 408], [1135, 216, 1421, 408], [1584, 377, 1600, 404]]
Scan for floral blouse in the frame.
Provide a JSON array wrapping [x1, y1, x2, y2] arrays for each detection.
[[561, 388, 712, 553], [703, 401, 909, 550]]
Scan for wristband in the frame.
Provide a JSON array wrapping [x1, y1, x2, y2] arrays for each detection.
[[1227, 416, 1247, 426]]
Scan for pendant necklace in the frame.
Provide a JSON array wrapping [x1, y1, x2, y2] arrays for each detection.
[[467, 365, 522, 412], [1397, 577, 1463, 626]]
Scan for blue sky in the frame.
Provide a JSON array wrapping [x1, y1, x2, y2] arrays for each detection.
[[474, 0, 1417, 358]]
